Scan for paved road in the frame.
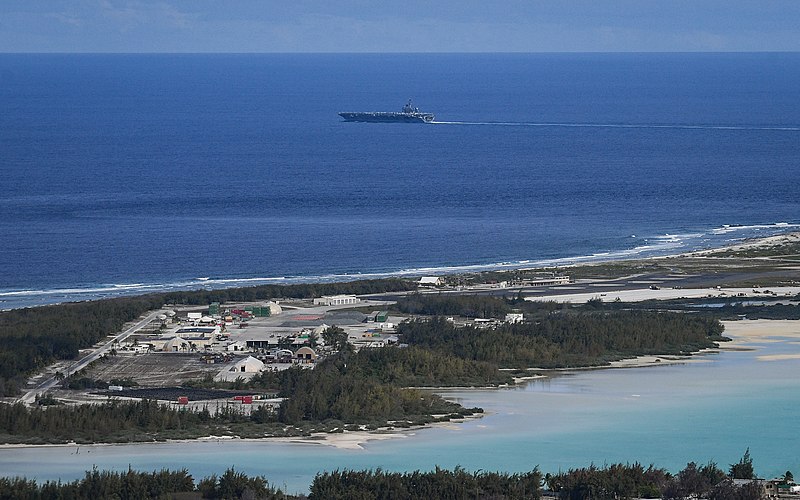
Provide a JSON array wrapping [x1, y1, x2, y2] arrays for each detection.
[[20, 310, 164, 404]]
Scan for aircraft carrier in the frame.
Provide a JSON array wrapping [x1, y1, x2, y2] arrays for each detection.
[[339, 99, 434, 123]]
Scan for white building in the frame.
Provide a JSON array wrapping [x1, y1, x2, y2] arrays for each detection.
[[419, 276, 443, 287], [313, 294, 360, 306], [226, 340, 250, 352], [230, 356, 264, 373], [505, 313, 524, 324], [515, 276, 571, 287], [175, 326, 220, 338], [215, 356, 265, 382], [263, 301, 282, 315]]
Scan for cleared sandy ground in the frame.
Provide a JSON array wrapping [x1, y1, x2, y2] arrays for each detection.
[[526, 286, 800, 304]]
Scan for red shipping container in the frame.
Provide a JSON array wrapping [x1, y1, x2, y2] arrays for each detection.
[[242, 396, 253, 404]]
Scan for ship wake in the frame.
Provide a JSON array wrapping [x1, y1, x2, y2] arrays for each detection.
[[430, 121, 800, 132]]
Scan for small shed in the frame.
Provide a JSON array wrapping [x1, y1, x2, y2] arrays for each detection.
[[295, 346, 318, 363], [162, 337, 188, 352], [226, 340, 249, 352]]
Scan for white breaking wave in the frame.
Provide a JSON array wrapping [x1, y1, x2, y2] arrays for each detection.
[[0, 284, 167, 298], [711, 222, 799, 234], [1, 221, 797, 309]]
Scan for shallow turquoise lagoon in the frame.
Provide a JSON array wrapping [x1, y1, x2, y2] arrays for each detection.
[[2, 332, 798, 494]]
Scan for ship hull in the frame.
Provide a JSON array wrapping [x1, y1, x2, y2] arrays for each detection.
[[338, 112, 435, 123]]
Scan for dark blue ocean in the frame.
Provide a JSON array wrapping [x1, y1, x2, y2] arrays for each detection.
[[2, 53, 800, 308]]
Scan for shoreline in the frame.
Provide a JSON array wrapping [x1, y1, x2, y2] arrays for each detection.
[[0, 346, 719, 451], [3, 228, 799, 311], [686, 231, 800, 257], [2, 319, 797, 451], [0, 412, 489, 451], [0, 344, 751, 451], [3, 231, 800, 450], [0, 430, 411, 452]]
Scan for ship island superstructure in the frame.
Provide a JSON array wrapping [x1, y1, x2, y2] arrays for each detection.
[[339, 99, 435, 123]]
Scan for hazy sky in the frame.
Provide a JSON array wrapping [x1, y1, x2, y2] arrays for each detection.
[[2, 1, 800, 53]]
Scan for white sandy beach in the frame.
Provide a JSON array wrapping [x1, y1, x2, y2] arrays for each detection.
[[690, 231, 800, 256]]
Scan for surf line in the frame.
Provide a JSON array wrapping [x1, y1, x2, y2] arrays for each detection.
[[430, 121, 800, 132]]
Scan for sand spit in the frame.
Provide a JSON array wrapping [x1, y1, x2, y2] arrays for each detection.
[[721, 319, 800, 344], [757, 353, 800, 361], [721, 319, 800, 365], [269, 430, 409, 450], [0, 430, 411, 452]]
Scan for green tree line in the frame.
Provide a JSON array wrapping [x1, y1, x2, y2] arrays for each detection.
[[394, 293, 514, 318], [344, 346, 511, 387], [248, 346, 483, 425], [0, 399, 271, 444], [547, 457, 766, 500], [394, 293, 579, 320], [0, 296, 163, 397], [309, 466, 543, 499], [398, 311, 723, 368], [0, 467, 291, 500], [0, 452, 781, 499]]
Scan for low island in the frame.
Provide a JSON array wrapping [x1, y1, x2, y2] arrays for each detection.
[[1, 233, 799, 449]]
